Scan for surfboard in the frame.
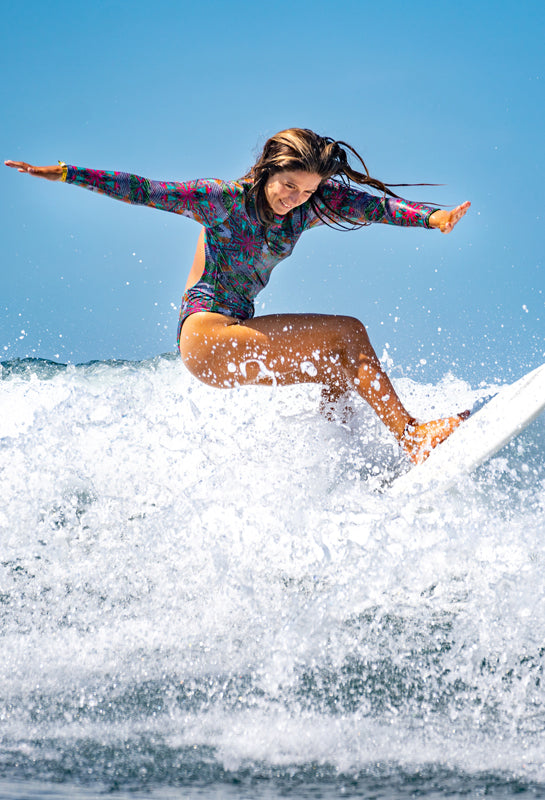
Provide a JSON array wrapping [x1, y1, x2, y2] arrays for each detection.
[[391, 362, 545, 496]]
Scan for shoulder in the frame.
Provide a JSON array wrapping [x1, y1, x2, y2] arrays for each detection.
[[223, 178, 247, 201], [181, 178, 246, 211]]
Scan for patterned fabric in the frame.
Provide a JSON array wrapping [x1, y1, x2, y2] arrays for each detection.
[[65, 166, 438, 340]]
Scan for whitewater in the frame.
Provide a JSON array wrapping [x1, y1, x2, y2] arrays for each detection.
[[1, 352, 545, 799]]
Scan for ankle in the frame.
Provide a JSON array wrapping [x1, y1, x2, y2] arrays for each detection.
[[400, 417, 419, 444]]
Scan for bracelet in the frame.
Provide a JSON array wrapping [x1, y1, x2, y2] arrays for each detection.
[[58, 161, 68, 182]]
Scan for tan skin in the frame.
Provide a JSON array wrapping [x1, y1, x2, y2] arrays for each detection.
[[4, 160, 471, 451]]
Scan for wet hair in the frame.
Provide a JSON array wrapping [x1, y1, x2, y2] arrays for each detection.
[[244, 127, 406, 230]]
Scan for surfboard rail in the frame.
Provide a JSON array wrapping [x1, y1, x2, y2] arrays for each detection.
[[391, 362, 545, 496]]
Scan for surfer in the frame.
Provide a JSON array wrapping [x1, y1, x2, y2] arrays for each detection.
[[5, 128, 470, 464]]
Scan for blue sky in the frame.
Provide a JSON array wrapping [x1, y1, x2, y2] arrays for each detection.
[[1, 0, 543, 381]]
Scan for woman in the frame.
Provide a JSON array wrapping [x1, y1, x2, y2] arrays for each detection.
[[5, 128, 470, 465]]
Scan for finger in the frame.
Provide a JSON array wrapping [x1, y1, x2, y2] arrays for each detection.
[[5, 160, 33, 173], [454, 201, 471, 218], [448, 202, 471, 230], [5, 161, 62, 181]]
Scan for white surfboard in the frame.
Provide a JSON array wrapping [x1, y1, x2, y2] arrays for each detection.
[[391, 362, 545, 496]]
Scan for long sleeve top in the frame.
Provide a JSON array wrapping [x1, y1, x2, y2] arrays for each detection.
[[65, 166, 438, 325]]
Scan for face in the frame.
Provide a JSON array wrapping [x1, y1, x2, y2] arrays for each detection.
[[264, 170, 322, 215]]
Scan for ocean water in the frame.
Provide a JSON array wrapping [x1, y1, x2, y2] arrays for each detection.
[[1, 353, 545, 800]]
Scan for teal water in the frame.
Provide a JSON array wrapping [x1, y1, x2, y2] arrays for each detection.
[[1, 355, 545, 799]]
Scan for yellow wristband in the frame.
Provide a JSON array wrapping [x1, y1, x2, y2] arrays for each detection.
[[58, 161, 68, 182]]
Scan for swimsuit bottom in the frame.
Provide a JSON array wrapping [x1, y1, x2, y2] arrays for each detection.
[[177, 285, 254, 345]]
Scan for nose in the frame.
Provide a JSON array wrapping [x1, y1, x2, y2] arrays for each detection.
[[287, 190, 302, 206]]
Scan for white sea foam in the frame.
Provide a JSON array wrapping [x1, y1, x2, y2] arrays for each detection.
[[1, 354, 545, 789]]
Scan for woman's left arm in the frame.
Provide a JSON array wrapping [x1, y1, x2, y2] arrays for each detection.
[[314, 183, 470, 231], [428, 201, 471, 233]]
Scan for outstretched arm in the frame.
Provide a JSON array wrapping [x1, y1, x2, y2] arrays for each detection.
[[428, 201, 471, 233], [5, 160, 65, 180], [315, 182, 470, 231], [5, 160, 231, 227]]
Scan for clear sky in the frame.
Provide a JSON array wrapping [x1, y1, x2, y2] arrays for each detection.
[[1, 0, 543, 381]]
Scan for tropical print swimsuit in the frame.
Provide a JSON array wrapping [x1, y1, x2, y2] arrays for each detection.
[[64, 166, 438, 343]]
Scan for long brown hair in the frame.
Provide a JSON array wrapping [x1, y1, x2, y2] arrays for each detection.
[[244, 128, 406, 230]]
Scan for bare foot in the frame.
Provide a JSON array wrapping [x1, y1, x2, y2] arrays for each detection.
[[400, 411, 470, 465]]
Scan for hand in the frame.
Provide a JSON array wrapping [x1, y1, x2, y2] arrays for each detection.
[[4, 160, 64, 181], [428, 201, 471, 233]]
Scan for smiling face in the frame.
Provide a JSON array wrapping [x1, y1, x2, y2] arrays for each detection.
[[264, 169, 322, 216]]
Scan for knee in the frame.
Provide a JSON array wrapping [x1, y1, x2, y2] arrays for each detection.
[[330, 315, 370, 354], [325, 316, 379, 378], [338, 315, 367, 339]]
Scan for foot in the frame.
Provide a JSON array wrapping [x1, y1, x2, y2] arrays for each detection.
[[400, 411, 470, 465]]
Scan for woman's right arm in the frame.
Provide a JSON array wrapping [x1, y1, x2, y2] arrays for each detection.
[[4, 160, 230, 227]]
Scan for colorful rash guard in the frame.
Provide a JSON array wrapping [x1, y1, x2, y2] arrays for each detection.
[[64, 166, 438, 342]]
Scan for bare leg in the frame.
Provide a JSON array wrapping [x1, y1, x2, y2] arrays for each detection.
[[319, 382, 354, 424], [179, 311, 413, 440]]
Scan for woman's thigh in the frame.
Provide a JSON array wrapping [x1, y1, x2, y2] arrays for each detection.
[[178, 311, 373, 388]]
